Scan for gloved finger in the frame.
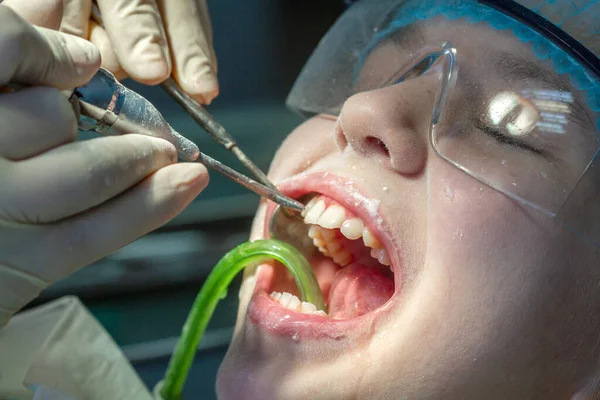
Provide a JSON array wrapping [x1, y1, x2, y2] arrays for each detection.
[[0, 7, 101, 88], [7, 162, 209, 282], [196, 0, 218, 74], [0, 134, 178, 224], [157, 0, 218, 104], [0, 87, 78, 160], [96, 0, 171, 85], [59, 0, 92, 39], [89, 20, 127, 81], [1, 0, 63, 30]]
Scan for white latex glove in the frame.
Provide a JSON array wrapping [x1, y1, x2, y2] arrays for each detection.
[[15, 0, 218, 104], [0, 5, 210, 329]]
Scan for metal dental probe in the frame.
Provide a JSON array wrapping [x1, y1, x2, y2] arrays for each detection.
[[195, 153, 305, 212], [155, 84, 305, 211], [160, 77, 302, 219], [160, 78, 277, 191]]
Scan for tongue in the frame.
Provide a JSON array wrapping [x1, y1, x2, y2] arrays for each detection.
[[327, 263, 394, 319]]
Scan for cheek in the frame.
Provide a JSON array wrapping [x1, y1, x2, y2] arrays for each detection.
[[426, 157, 560, 269], [422, 158, 575, 332], [417, 159, 594, 363], [423, 161, 551, 332]]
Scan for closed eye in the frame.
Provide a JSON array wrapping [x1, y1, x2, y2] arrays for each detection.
[[473, 118, 543, 155]]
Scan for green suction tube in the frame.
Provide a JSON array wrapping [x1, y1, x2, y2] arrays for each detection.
[[158, 239, 325, 400]]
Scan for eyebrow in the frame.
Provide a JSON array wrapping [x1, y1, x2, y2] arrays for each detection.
[[489, 50, 595, 132]]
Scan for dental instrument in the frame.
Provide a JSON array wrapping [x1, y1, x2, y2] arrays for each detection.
[[159, 78, 306, 212], [269, 203, 318, 258], [6, 68, 304, 212], [159, 78, 277, 192], [74, 68, 304, 211], [88, 6, 289, 199]]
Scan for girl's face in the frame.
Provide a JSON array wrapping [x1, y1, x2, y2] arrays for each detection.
[[217, 18, 600, 400]]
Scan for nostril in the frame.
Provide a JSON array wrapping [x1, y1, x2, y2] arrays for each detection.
[[334, 124, 348, 150], [365, 136, 390, 157]]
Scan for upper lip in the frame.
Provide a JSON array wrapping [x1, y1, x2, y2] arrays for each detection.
[[245, 171, 403, 339]]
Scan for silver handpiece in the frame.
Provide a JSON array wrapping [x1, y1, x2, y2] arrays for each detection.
[[65, 69, 304, 212], [71, 68, 200, 161]]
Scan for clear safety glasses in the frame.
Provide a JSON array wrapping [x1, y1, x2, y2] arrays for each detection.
[[286, 0, 600, 247]]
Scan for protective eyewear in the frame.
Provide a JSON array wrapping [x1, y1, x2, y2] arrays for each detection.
[[286, 0, 600, 247]]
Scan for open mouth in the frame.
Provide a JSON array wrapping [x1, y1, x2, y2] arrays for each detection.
[[247, 172, 401, 339]]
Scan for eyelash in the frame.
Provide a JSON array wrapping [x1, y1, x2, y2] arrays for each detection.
[[473, 119, 543, 155]]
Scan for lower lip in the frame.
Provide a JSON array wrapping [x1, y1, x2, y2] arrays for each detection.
[[248, 267, 378, 340], [246, 172, 399, 340]]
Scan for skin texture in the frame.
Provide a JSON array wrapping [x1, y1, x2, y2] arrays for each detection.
[[217, 19, 600, 400]]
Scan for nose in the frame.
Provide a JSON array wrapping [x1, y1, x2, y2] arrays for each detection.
[[335, 75, 437, 175]]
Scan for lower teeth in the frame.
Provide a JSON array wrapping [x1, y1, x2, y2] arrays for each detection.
[[270, 291, 327, 316]]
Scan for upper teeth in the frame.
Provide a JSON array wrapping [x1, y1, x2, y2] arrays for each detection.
[[303, 199, 326, 224], [340, 218, 363, 240], [317, 204, 346, 229], [302, 195, 391, 267]]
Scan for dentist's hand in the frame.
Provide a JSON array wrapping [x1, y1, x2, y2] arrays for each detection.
[[0, 6, 209, 329], [4, 0, 219, 105]]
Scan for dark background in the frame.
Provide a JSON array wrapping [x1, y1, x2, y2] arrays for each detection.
[[25, 1, 345, 398]]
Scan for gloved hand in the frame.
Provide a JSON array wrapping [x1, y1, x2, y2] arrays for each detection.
[[0, 5, 209, 329], [4, 0, 218, 105]]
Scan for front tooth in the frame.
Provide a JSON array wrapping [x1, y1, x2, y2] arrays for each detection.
[[378, 249, 391, 266], [301, 196, 320, 217], [340, 218, 364, 240], [279, 292, 293, 308], [287, 295, 301, 311], [371, 249, 392, 266], [317, 245, 328, 253], [312, 310, 328, 317], [363, 227, 383, 249], [301, 302, 317, 314], [317, 205, 346, 229], [308, 225, 321, 239], [313, 238, 326, 247], [327, 241, 342, 253], [304, 200, 326, 224], [320, 228, 336, 241], [338, 253, 352, 266], [332, 249, 352, 266], [371, 248, 391, 266]]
